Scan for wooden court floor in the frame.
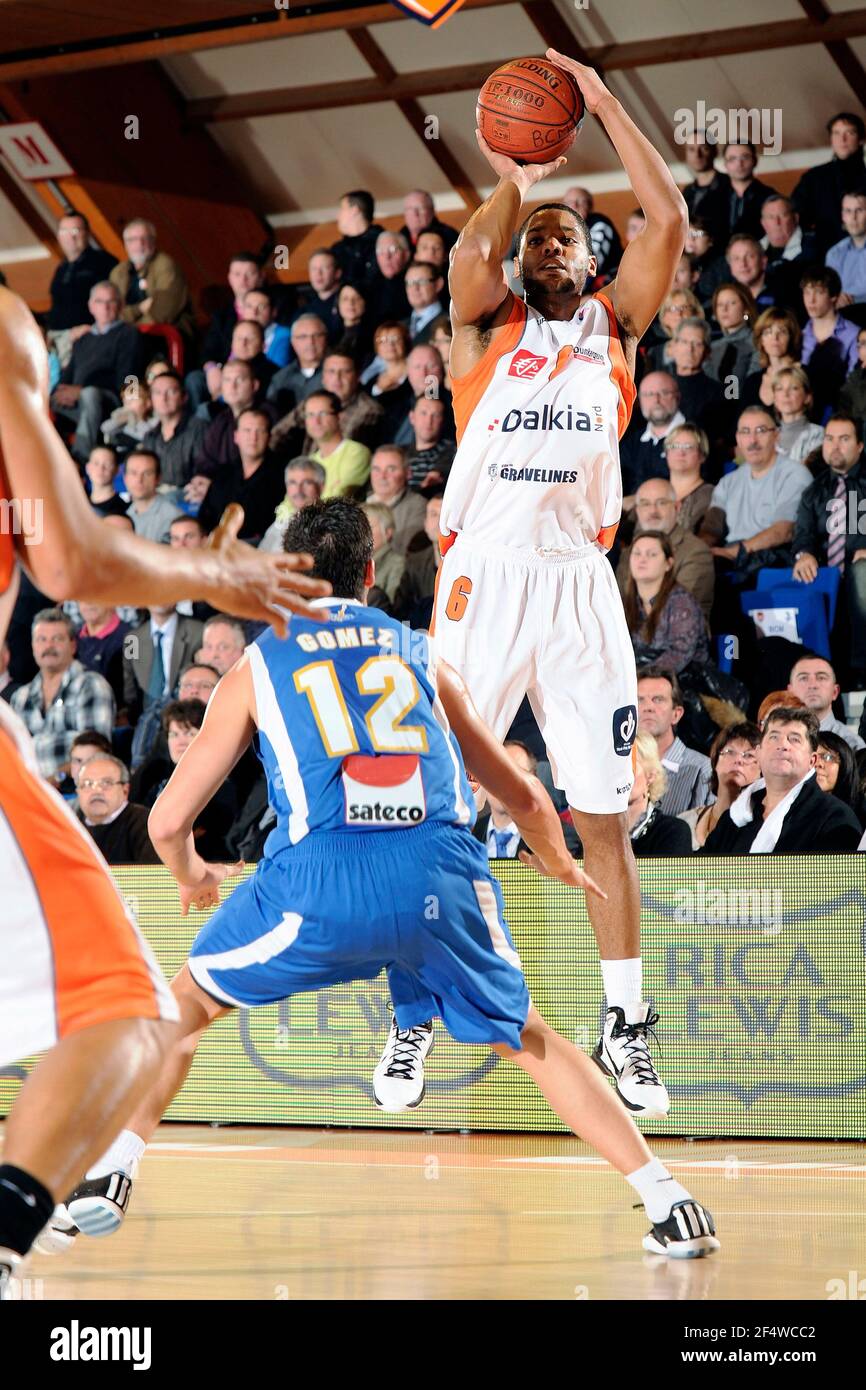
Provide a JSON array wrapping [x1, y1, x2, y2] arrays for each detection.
[[3, 1125, 864, 1300]]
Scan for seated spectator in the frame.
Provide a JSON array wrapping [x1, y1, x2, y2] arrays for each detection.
[[473, 741, 537, 858], [143, 699, 237, 860], [624, 530, 709, 672], [668, 318, 727, 440], [140, 369, 207, 490], [370, 232, 412, 322], [67, 728, 114, 804], [826, 191, 866, 314], [792, 414, 866, 684], [627, 732, 693, 855], [705, 283, 759, 394], [110, 218, 194, 338], [266, 314, 328, 418], [190, 360, 271, 494], [128, 661, 219, 799], [271, 351, 384, 457], [84, 444, 129, 518], [637, 667, 712, 815], [815, 730, 863, 825], [330, 189, 383, 290], [393, 491, 443, 626], [416, 229, 449, 280], [404, 260, 445, 344], [839, 325, 866, 422], [300, 390, 370, 498], [771, 365, 824, 465], [361, 320, 410, 396], [757, 688, 806, 728], [406, 395, 455, 493], [363, 502, 405, 610], [722, 143, 777, 240], [682, 134, 731, 248], [620, 372, 685, 500], [75, 600, 132, 710], [703, 707, 862, 852], [673, 250, 701, 295], [392, 343, 453, 444], [50, 280, 140, 462], [428, 315, 454, 391], [617, 480, 714, 619], [197, 615, 246, 675], [101, 378, 156, 455], [125, 449, 184, 542], [801, 267, 860, 417], [562, 186, 622, 276], [47, 211, 117, 358], [197, 407, 286, 543], [366, 446, 427, 555], [742, 307, 802, 409], [662, 423, 715, 534], [123, 603, 203, 721], [759, 195, 820, 308], [787, 653, 865, 751], [792, 112, 866, 256], [685, 216, 728, 304], [242, 287, 292, 368], [700, 404, 810, 568], [227, 318, 276, 393], [197, 251, 265, 382], [297, 248, 343, 342], [400, 190, 458, 257], [726, 234, 776, 311], [334, 281, 375, 367], [168, 515, 217, 622], [679, 720, 762, 849], [76, 754, 159, 864], [645, 288, 704, 372], [11, 608, 115, 784], [259, 456, 325, 553]]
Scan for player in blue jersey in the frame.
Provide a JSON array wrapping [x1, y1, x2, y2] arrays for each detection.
[[60, 501, 718, 1259]]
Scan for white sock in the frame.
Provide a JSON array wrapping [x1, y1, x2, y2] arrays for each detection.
[[600, 957, 642, 1011], [625, 1157, 692, 1222], [85, 1129, 146, 1182]]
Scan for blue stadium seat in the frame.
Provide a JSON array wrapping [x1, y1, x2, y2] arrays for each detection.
[[740, 587, 832, 658]]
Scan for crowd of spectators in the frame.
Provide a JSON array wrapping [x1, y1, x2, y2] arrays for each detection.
[[6, 112, 866, 863]]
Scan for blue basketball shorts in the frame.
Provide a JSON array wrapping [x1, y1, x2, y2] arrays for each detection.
[[187, 821, 530, 1050]]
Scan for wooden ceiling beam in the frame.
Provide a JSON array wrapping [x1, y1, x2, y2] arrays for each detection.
[[797, 0, 866, 109], [185, 6, 866, 125]]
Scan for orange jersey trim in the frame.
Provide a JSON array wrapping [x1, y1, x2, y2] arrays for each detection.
[[0, 724, 164, 1037], [592, 290, 637, 442], [451, 294, 528, 446], [0, 456, 15, 597]]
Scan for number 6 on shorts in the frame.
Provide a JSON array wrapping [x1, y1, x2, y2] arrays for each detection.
[[445, 575, 472, 622]]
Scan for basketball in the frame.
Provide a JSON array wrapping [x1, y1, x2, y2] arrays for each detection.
[[476, 56, 584, 164]]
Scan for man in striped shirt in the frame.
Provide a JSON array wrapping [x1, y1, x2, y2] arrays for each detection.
[[637, 667, 712, 816]]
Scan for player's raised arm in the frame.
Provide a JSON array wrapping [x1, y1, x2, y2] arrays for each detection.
[[436, 658, 606, 899], [546, 51, 687, 341], [449, 134, 570, 328], [0, 288, 330, 634]]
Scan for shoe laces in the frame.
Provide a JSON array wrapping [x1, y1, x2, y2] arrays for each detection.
[[616, 1009, 662, 1087], [384, 1025, 429, 1080]]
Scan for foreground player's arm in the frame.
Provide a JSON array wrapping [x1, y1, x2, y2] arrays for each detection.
[[0, 288, 329, 633], [148, 657, 256, 910], [546, 52, 687, 340], [449, 136, 570, 328], [437, 659, 606, 899]]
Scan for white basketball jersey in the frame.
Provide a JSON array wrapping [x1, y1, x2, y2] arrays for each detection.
[[441, 291, 636, 552]]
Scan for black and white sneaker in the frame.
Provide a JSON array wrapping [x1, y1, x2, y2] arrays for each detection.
[[592, 1003, 670, 1118], [643, 1201, 720, 1259], [372, 1017, 434, 1111], [66, 1171, 132, 1238]]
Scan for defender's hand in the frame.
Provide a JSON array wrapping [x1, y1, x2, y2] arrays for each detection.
[[205, 503, 331, 633]]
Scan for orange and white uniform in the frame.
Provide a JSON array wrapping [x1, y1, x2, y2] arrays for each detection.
[[434, 291, 639, 813], [0, 466, 176, 1068]]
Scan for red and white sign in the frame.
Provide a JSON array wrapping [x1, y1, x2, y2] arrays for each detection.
[[508, 349, 548, 380], [0, 123, 74, 181]]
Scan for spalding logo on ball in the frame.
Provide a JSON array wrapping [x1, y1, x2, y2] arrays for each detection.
[[477, 56, 585, 164]]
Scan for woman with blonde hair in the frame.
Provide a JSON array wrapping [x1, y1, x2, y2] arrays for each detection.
[[771, 364, 824, 464], [662, 422, 715, 534], [743, 306, 801, 408], [646, 288, 704, 371], [629, 732, 693, 855]]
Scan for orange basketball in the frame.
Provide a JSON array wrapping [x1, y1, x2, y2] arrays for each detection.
[[477, 56, 584, 164]]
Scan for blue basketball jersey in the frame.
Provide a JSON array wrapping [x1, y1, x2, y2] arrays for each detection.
[[247, 598, 475, 853]]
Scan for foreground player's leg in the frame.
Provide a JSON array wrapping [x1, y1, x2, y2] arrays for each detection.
[[0, 1016, 172, 1277], [494, 1007, 716, 1258], [66, 968, 227, 1237], [570, 808, 669, 1119]]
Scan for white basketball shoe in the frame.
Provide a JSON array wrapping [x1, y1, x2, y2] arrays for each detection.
[[592, 1002, 670, 1119], [372, 1017, 434, 1111]]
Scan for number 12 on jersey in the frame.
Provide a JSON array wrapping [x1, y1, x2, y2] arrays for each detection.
[[294, 655, 429, 757]]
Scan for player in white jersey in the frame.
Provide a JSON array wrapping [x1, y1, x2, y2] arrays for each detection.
[[374, 51, 688, 1119]]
